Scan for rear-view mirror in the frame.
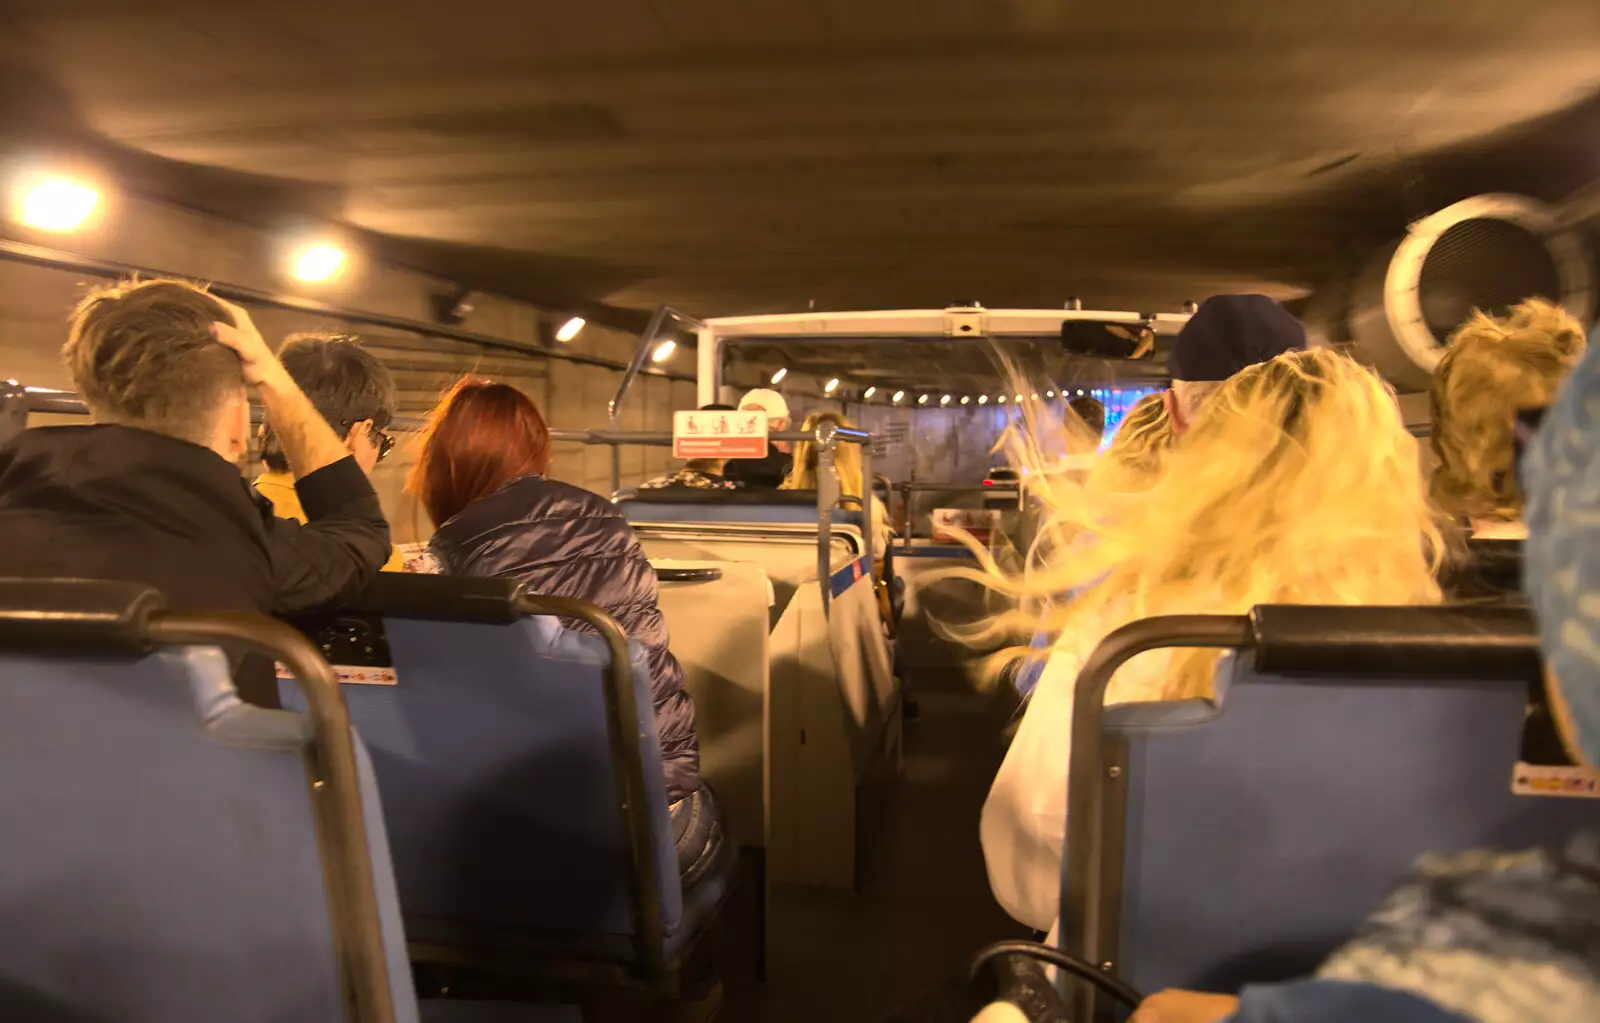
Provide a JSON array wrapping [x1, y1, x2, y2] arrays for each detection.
[[1060, 320, 1156, 360]]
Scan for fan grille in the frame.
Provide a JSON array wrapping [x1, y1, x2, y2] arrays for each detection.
[[1416, 218, 1561, 344]]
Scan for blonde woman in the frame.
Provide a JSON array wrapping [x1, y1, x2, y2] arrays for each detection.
[[979, 348, 1444, 936], [1430, 299, 1587, 541], [1093, 391, 1173, 489], [782, 410, 894, 559]]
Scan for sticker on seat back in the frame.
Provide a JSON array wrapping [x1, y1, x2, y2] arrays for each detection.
[[1513, 677, 1598, 798], [275, 612, 398, 686], [275, 663, 397, 685]]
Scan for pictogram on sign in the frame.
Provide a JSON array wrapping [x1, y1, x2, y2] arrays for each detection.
[[673, 410, 769, 459]]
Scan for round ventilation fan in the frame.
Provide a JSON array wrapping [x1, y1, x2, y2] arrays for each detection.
[[1346, 194, 1594, 390]]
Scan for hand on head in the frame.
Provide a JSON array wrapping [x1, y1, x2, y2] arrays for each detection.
[[209, 298, 287, 389]]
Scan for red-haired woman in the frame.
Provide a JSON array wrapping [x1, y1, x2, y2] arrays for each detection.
[[407, 379, 721, 884]]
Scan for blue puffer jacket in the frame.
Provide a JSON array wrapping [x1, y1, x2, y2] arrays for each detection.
[[427, 474, 700, 801]]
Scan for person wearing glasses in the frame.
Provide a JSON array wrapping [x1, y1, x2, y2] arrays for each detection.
[[255, 332, 405, 571], [0, 279, 392, 707]]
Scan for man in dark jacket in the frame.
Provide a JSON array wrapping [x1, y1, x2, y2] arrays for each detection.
[[0, 279, 392, 706]]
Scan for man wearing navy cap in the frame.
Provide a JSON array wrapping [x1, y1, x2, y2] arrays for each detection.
[[1163, 294, 1308, 435]]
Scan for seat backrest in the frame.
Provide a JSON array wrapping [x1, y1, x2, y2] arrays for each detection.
[[634, 525, 861, 629], [1109, 649, 1600, 995], [1441, 538, 1526, 602], [0, 579, 414, 1023], [284, 575, 678, 968], [652, 561, 772, 847], [617, 487, 861, 527]]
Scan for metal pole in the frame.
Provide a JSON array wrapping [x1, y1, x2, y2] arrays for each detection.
[[611, 305, 671, 428], [512, 590, 666, 984], [901, 482, 914, 550], [0, 238, 696, 383], [0, 380, 28, 447], [609, 305, 705, 428], [152, 612, 401, 1023], [1060, 615, 1255, 1021], [859, 432, 875, 576], [815, 423, 839, 617]]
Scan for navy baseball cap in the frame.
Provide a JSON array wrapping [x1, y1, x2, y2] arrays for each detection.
[[1168, 295, 1307, 382]]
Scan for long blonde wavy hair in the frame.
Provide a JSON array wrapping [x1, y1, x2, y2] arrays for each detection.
[[961, 347, 1444, 700], [1429, 299, 1587, 525], [1089, 391, 1173, 491], [781, 410, 866, 500]]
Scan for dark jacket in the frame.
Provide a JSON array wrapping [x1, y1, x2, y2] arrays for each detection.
[[723, 444, 791, 489], [427, 474, 700, 801], [0, 425, 392, 705]]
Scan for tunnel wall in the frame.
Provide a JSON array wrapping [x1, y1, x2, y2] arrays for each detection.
[[0, 191, 703, 543]]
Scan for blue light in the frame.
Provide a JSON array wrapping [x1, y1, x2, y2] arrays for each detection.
[[1096, 384, 1161, 451]]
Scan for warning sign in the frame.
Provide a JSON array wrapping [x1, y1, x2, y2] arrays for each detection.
[[673, 409, 769, 459], [932, 508, 1001, 545]]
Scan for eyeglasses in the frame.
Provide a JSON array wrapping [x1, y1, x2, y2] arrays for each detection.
[[342, 420, 394, 463]]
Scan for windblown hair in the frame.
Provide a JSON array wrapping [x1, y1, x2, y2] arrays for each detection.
[[407, 378, 551, 528], [781, 410, 865, 500], [61, 278, 241, 446], [1066, 395, 1106, 437], [1170, 378, 1222, 423], [959, 348, 1444, 699], [1429, 299, 1587, 525], [1092, 392, 1172, 490]]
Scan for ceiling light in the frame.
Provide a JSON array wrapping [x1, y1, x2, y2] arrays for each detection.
[[650, 339, 676, 363], [290, 242, 347, 283], [940, 394, 951, 405], [1046, 390, 1055, 398], [824, 378, 839, 394], [892, 390, 905, 404], [960, 396, 970, 405], [15, 175, 99, 232], [998, 396, 1007, 404], [1015, 394, 1024, 403], [770, 367, 788, 385], [1076, 389, 1085, 396], [977, 395, 988, 405], [917, 394, 929, 405], [555, 316, 586, 342], [863, 385, 876, 399], [1031, 393, 1040, 401]]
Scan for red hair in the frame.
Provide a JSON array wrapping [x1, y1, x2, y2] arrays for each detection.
[[409, 379, 552, 526]]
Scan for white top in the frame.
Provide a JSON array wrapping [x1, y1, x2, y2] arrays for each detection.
[[868, 494, 894, 559], [980, 626, 1173, 933]]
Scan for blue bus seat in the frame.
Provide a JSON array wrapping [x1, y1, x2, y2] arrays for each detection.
[[284, 574, 735, 993], [1102, 608, 1599, 997], [0, 578, 415, 1023]]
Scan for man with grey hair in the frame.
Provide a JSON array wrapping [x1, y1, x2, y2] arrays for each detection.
[[255, 332, 404, 570], [1162, 295, 1307, 434]]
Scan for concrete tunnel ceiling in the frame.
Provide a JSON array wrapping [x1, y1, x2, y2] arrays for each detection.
[[6, 0, 1600, 345]]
